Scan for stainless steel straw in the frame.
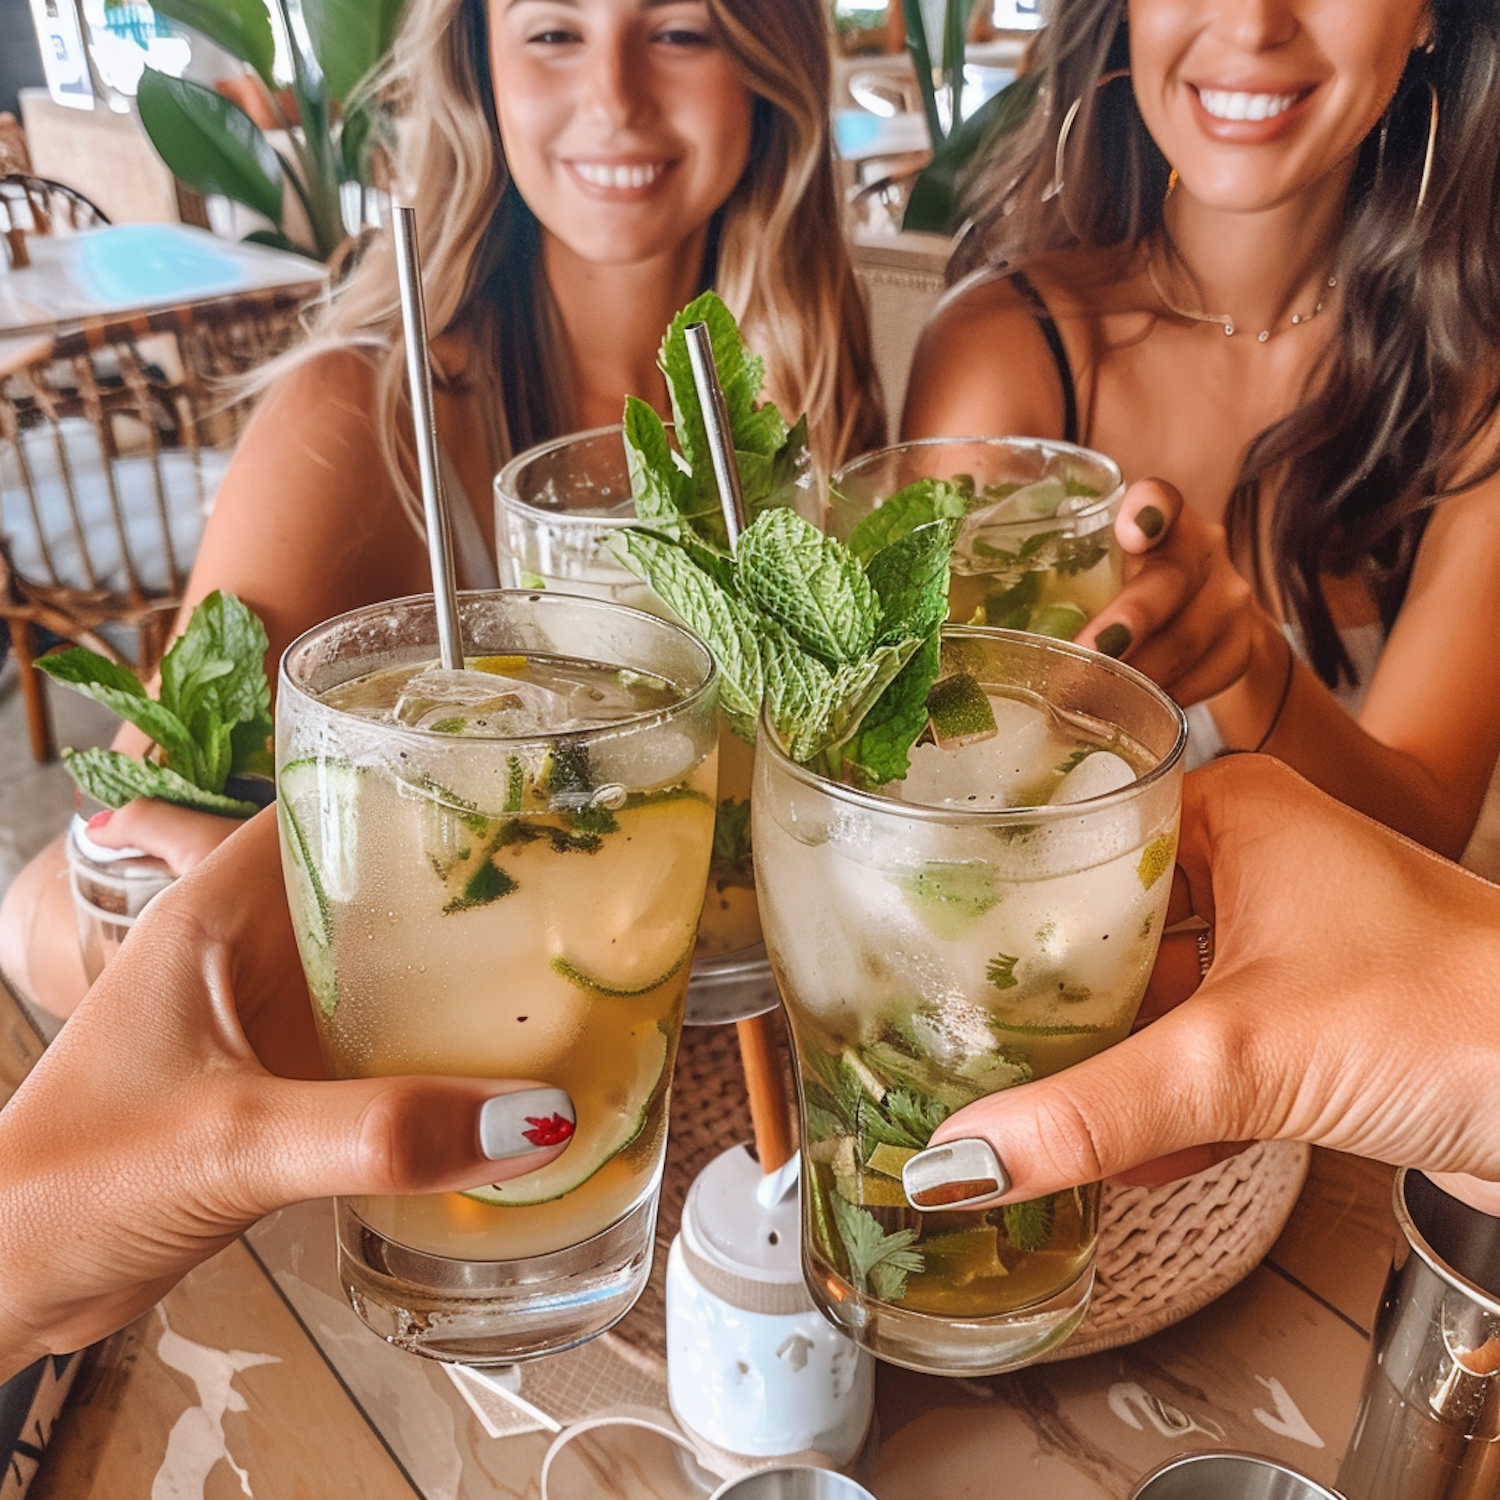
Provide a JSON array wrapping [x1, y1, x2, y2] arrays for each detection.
[[682, 318, 794, 1177], [393, 203, 464, 670], [684, 321, 749, 553]]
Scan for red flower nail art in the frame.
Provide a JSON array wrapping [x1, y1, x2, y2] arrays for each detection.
[[522, 1113, 575, 1147]]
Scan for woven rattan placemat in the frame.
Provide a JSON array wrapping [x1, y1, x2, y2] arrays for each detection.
[[612, 1018, 1309, 1369]]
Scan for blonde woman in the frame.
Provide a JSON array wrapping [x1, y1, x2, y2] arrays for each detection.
[[1, 0, 884, 1017]]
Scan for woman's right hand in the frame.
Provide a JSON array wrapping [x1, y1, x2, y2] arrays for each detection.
[[1075, 479, 1290, 730], [82, 800, 244, 877], [0, 810, 577, 1379], [924, 757, 1500, 1217]]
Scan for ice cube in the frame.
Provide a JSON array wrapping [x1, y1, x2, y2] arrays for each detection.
[[897, 695, 1057, 810], [1050, 750, 1136, 805], [390, 665, 631, 736], [973, 476, 1067, 526]]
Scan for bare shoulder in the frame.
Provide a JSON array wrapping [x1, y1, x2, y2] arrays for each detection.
[[182, 345, 428, 661], [902, 268, 1068, 439], [901, 249, 1132, 441]]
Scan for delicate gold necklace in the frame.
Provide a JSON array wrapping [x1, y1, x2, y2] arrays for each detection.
[[1145, 251, 1338, 344]]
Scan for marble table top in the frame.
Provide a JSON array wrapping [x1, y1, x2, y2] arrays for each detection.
[[4, 964, 1397, 1500]]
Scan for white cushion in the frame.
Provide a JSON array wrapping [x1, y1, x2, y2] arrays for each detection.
[[0, 417, 227, 595]]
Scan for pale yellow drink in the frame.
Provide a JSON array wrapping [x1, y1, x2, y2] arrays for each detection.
[[496, 427, 797, 1021], [277, 593, 718, 1362]]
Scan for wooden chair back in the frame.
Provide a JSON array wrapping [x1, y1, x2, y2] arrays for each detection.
[[0, 175, 109, 237], [0, 289, 308, 759]]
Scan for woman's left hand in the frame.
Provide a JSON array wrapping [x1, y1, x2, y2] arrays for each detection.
[[1075, 478, 1282, 710]]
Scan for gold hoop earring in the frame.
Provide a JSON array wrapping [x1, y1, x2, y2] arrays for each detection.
[[1042, 69, 1131, 204], [1042, 96, 1082, 202], [1415, 81, 1439, 216]]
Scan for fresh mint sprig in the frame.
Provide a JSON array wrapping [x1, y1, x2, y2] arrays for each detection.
[[37, 590, 272, 817], [609, 292, 958, 784]]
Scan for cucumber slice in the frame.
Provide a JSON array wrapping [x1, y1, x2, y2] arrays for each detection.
[[463, 1022, 670, 1207], [278, 757, 362, 1017], [551, 941, 692, 998]]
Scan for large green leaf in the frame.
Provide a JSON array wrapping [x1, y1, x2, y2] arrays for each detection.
[[137, 69, 284, 227], [127, 0, 277, 86], [902, 0, 943, 148], [301, 0, 408, 103], [904, 72, 1041, 234]]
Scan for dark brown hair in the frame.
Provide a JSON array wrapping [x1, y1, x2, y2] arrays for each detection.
[[953, 0, 1500, 686]]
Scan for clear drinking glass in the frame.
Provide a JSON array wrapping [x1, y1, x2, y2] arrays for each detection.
[[755, 628, 1185, 1375], [66, 813, 175, 985], [496, 425, 813, 1024], [276, 590, 719, 1363], [827, 437, 1126, 641]]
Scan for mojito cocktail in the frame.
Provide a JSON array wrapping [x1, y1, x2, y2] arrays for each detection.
[[496, 425, 806, 1021], [828, 438, 1125, 641], [755, 629, 1185, 1375], [278, 592, 718, 1362]]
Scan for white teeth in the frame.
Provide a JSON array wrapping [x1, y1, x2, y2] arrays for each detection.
[[1197, 88, 1300, 122], [571, 160, 666, 190]]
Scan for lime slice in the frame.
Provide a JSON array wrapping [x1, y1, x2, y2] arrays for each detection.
[[463, 1022, 669, 1207], [1026, 603, 1087, 641], [926, 672, 997, 749], [278, 757, 362, 1016], [551, 941, 692, 998], [866, 1142, 919, 1180], [833, 1171, 909, 1208]]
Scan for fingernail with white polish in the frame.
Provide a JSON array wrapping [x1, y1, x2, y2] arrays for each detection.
[[901, 1138, 1010, 1210], [479, 1088, 575, 1160]]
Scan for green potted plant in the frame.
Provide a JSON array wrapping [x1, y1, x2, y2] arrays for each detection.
[[107, 0, 408, 260], [899, 0, 1037, 234]]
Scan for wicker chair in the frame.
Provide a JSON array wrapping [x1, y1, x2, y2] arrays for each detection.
[[0, 290, 308, 760], [0, 176, 109, 269]]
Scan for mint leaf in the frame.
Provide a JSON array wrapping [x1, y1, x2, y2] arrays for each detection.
[[830, 1195, 924, 1301], [159, 590, 272, 783], [61, 747, 257, 816], [842, 633, 941, 788], [761, 624, 833, 748], [37, 651, 201, 782], [35, 649, 147, 703], [866, 516, 963, 643], [986, 951, 1020, 990], [889, 860, 999, 939], [759, 414, 812, 515], [1001, 1195, 1056, 1253], [737, 509, 879, 667], [443, 858, 518, 914], [844, 478, 968, 565], [609, 528, 764, 731], [982, 571, 1042, 629], [803, 638, 922, 760], [660, 292, 786, 482], [712, 797, 752, 865], [621, 395, 693, 538]]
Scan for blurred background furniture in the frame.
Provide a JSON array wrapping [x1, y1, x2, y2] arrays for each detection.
[[0, 174, 109, 238], [0, 285, 312, 761]]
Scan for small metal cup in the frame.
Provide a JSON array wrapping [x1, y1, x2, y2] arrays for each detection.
[[1131, 1452, 1343, 1499], [1336, 1170, 1500, 1500], [709, 1468, 876, 1500]]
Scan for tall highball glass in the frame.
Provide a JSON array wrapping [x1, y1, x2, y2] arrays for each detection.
[[828, 437, 1125, 641], [755, 628, 1185, 1375], [277, 591, 718, 1362], [496, 425, 812, 1024]]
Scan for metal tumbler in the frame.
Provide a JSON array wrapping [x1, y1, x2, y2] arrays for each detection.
[[1336, 1170, 1500, 1500]]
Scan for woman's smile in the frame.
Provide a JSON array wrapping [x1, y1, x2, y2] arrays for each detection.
[[564, 155, 677, 198], [1186, 80, 1317, 144]]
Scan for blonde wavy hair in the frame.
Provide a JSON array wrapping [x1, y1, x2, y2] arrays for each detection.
[[274, 0, 884, 533]]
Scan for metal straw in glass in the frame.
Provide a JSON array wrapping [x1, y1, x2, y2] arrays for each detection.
[[393, 202, 465, 670]]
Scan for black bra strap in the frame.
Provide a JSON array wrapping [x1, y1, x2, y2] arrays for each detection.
[[1008, 271, 1080, 445]]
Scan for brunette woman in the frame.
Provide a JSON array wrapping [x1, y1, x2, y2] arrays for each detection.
[[905, 0, 1500, 860]]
